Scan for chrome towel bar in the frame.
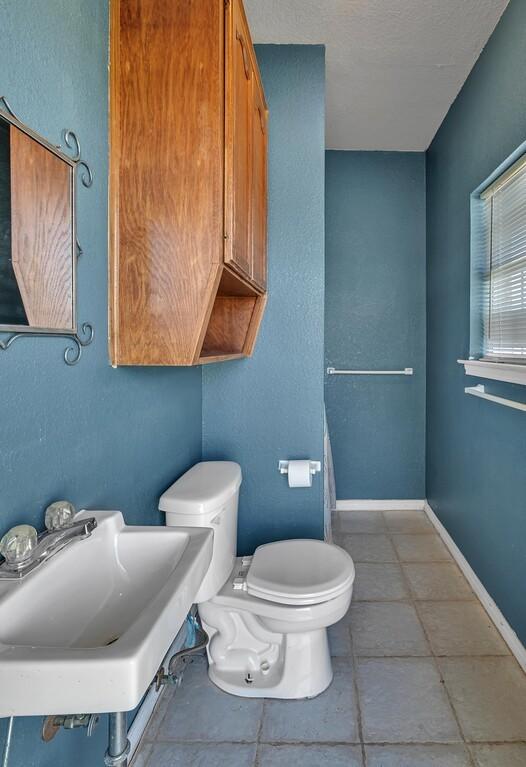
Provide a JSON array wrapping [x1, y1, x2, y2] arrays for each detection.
[[327, 367, 413, 376]]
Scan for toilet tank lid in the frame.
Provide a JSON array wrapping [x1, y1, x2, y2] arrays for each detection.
[[159, 461, 242, 516]]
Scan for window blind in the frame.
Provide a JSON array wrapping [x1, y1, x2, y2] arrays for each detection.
[[480, 154, 526, 362]]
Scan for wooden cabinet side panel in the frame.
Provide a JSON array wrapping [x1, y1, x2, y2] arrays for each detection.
[[244, 292, 267, 357], [109, 0, 121, 363], [224, 0, 253, 280], [250, 78, 268, 291], [110, 0, 225, 365], [10, 127, 74, 331]]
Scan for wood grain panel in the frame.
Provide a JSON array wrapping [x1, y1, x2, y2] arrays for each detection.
[[110, 0, 268, 366], [224, 0, 253, 281], [110, 0, 225, 365], [200, 295, 257, 358], [243, 293, 267, 357], [198, 264, 265, 362], [10, 126, 73, 330], [250, 76, 268, 290], [218, 265, 263, 297]]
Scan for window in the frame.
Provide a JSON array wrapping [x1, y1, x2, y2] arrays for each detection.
[[470, 150, 526, 365]]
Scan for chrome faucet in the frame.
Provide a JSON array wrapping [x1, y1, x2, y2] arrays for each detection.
[[0, 501, 97, 580]]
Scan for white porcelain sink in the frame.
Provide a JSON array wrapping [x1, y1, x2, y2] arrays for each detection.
[[0, 511, 213, 716]]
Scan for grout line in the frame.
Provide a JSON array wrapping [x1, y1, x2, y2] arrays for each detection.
[[151, 738, 262, 745], [333, 523, 367, 765], [347, 614, 367, 765], [148, 736, 526, 746], [352, 652, 513, 660], [354, 597, 478, 603], [382, 514, 477, 767], [237, 740, 365, 747], [254, 697, 265, 767]]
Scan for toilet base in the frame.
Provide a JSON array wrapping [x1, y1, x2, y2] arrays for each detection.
[[206, 628, 334, 700]]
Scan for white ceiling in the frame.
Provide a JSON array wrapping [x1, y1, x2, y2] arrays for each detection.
[[244, 0, 509, 151]]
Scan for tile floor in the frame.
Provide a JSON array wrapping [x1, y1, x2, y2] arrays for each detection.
[[133, 509, 526, 766]]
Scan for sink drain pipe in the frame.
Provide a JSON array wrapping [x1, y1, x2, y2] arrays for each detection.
[[1, 717, 14, 767], [104, 612, 208, 766], [104, 713, 130, 767]]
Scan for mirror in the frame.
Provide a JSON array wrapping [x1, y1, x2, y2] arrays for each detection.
[[0, 110, 75, 331], [0, 99, 93, 364]]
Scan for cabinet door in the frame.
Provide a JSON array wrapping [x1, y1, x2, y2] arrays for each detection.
[[224, 0, 253, 280], [250, 75, 268, 290]]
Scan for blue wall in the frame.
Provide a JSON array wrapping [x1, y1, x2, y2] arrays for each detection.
[[202, 45, 326, 554], [0, 2, 202, 764], [427, 0, 526, 644], [325, 151, 426, 499]]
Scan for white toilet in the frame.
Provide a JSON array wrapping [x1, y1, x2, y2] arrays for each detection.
[[160, 461, 355, 699]]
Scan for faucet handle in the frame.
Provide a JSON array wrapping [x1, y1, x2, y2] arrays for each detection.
[[45, 500, 77, 531], [0, 524, 38, 566]]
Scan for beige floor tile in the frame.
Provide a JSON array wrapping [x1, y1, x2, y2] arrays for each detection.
[[392, 533, 451, 562], [146, 743, 256, 767], [439, 657, 526, 741], [353, 563, 409, 601], [403, 563, 475, 600], [351, 602, 430, 656], [357, 658, 461, 743], [328, 619, 352, 657], [259, 744, 364, 767], [131, 743, 152, 767], [383, 510, 434, 533], [341, 534, 397, 562], [418, 602, 509, 656], [470, 743, 526, 767], [260, 670, 359, 743], [366, 744, 471, 766], [338, 511, 387, 534], [142, 685, 176, 740], [158, 657, 262, 741]]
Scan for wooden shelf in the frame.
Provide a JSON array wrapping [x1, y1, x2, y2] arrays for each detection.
[[198, 352, 245, 365], [197, 267, 266, 364]]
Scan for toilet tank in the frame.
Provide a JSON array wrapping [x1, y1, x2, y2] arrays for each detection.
[[159, 461, 242, 603]]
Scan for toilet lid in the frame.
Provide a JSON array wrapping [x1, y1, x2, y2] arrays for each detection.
[[246, 539, 355, 606]]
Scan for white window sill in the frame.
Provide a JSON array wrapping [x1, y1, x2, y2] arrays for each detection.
[[458, 359, 526, 386]]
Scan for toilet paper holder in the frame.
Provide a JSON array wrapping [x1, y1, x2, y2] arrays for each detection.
[[278, 460, 321, 476]]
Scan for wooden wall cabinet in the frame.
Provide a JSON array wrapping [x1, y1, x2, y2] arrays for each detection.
[[110, 0, 268, 366]]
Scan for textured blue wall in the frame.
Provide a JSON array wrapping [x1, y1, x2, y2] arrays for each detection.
[[325, 151, 426, 499], [202, 45, 326, 554], [0, 2, 202, 764], [427, 0, 526, 644]]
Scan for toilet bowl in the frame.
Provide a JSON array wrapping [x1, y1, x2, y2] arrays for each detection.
[[160, 461, 355, 699]]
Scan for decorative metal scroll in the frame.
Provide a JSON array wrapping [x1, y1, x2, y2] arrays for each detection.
[[0, 322, 94, 366]]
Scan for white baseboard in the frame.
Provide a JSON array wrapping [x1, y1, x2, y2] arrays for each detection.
[[424, 501, 526, 674], [335, 499, 426, 511]]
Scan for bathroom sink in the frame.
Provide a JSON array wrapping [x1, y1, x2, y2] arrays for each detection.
[[0, 511, 213, 716]]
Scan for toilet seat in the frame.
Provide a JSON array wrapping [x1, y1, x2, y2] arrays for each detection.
[[246, 539, 354, 606]]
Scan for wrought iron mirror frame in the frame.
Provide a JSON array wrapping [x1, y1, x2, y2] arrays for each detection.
[[0, 97, 94, 365]]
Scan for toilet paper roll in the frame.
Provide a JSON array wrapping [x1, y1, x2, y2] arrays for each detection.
[[287, 460, 313, 488]]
